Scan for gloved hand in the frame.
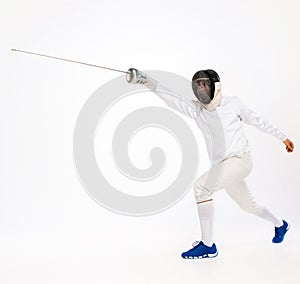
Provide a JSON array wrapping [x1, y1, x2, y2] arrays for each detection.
[[126, 68, 158, 91]]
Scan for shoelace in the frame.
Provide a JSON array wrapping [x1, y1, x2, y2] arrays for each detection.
[[192, 241, 200, 247]]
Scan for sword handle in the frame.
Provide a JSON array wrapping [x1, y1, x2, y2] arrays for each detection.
[[126, 68, 158, 91]]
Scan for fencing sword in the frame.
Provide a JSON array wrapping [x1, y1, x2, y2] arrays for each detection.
[[11, 48, 157, 89]]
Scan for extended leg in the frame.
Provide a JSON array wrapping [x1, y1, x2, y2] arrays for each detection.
[[225, 180, 282, 227], [225, 180, 290, 243]]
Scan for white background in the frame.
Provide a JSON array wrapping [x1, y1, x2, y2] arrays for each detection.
[[1, 0, 300, 283]]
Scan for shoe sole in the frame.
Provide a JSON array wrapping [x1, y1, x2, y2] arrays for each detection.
[[182, 252, 218, 259]]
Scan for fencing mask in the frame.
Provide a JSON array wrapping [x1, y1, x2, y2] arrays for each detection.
[[192, 69, 222, 111]]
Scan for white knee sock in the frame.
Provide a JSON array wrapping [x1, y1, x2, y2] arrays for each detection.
[[255, 205, 283, 227], [197, 200, 214, 247]]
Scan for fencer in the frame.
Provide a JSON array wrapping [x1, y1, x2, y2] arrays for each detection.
[[11, 48, 294, 259], [127, 68, 294, 259]]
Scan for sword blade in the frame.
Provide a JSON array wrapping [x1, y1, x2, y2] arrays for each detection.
[[11, 49, 129, 74]]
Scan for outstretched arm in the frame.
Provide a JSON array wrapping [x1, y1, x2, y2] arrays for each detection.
[[126, 68, 198, 120], [152, 84, 198, 120], [236, 97, 294, 153]]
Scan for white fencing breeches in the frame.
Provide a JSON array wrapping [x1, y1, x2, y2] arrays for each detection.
[[194, 152, 259, 213], [194, 152, 282, 227]]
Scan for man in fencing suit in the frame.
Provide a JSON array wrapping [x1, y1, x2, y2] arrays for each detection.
[[127, 68, 294, 259]]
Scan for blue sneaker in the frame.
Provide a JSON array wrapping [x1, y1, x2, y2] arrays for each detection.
[[181, 241, 218, 259], [272, 220, 290, 243]]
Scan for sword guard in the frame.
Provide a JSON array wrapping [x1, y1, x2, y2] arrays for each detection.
[[126, 68, 158, 91]]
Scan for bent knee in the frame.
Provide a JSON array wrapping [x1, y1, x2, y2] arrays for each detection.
[[194, 183, 213, 203]]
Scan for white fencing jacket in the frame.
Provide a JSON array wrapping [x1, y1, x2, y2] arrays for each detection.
[[153, 86, 288, 166]]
